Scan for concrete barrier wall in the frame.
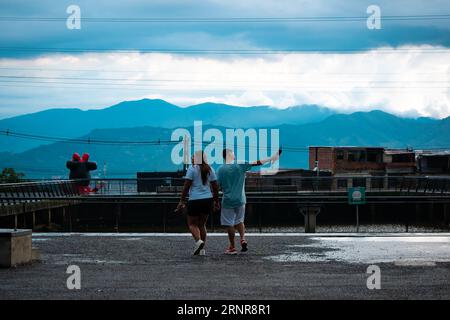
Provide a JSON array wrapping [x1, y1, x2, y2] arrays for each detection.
[[0, 229, 32, 267]]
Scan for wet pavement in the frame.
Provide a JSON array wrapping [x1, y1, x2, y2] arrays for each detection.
[[1, 233, 449, 299]]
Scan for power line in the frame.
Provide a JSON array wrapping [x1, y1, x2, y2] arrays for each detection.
[[0, 129, 178, 146], [0, 129, 311, 153], [0, 79, 448, 91], [0, 75, 448, 84], [3, 83, 447, 94], [0, 129, 259, 150], [1, 47, 449, 55], [1, 66, 448, 76], [1, 129, 450, 153], [1, 14, 450, 23]]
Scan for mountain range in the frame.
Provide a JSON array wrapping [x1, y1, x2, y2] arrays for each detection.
[[0, 99, 449, 178], [0, 99, 450, 178], [0, 99, 334, 153]]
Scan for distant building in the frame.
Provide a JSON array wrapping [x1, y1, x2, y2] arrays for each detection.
[[137, 171, 185, 193], [383, 149, 416, 174], [247, 168, 333, 191], [416, 152, 450, 174], [309, 146, 385, 175], [249, 168, 333, 178]]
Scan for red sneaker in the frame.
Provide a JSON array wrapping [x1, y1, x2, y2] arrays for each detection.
[[225, 246, 237, 255], [240, 239, 248, 252]]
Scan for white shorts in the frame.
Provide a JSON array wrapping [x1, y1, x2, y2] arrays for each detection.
[[220, 205, 246, 226]]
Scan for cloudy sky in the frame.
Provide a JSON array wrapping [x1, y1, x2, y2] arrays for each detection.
[[0, 0, 449, 119]]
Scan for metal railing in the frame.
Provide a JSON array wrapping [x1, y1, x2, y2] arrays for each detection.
[[0, 175, 449, 202], [0, 179, 80, 205], [1, 175, 449, 233]]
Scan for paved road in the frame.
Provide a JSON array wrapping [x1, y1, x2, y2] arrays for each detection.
[[0, 233, 449, 299]]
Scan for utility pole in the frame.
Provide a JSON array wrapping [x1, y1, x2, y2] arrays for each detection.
[[314, 147, 320, 176], [103, 162, 107, 178], [183, 135, 190, 174]]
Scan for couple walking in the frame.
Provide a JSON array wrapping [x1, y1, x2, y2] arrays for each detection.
[[176, 148, 282, 255]]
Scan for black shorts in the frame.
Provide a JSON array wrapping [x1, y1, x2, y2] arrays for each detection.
[[187, 198, 213, 217]]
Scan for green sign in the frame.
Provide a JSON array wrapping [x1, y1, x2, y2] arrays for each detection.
[[348, 187, 366, 205]]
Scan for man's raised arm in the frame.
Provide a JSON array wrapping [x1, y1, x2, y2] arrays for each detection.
[[250, 148, 282, 167]]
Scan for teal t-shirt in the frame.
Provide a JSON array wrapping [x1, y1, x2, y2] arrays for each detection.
[[217, 163, 253, 208]]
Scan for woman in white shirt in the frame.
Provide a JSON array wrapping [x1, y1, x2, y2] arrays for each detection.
[[177, 150, 220, 255]]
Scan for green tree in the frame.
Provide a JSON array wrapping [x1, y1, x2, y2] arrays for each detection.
[[0, 168, 25, 183]]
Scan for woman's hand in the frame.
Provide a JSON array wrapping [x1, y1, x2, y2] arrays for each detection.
[[175, 200, 186, 213], [213, 199, 221, 212]]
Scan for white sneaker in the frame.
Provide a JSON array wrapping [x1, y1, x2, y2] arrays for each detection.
[[193, 240, 204, 255], [199, 249, 206, 256]]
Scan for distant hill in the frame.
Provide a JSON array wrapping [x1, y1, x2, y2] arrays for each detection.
[[1, 110, 449, 178], [0, 99, 334, 153], [287, 110, 435, 147]]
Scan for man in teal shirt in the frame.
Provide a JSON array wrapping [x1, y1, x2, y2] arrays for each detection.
[[217, 148, 281, 254]]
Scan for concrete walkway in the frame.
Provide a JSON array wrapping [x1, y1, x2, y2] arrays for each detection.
[[0, 233, 449, 299]]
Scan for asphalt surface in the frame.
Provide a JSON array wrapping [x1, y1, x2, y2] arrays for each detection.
[[0, 233, 449, 300]]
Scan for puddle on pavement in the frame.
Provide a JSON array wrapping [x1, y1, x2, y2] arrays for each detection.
[[265, 236, 450, 265]]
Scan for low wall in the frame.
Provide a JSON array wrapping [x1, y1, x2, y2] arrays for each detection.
[[0, 229, 32, 267]]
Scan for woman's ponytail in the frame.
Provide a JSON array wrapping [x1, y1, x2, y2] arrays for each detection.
[[199, 151, 211, 185]]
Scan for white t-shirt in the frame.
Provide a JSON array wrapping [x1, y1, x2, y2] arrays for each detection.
[[185, 165, 217, 200]]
